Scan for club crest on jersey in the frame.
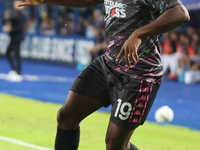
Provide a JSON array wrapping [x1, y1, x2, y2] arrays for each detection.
[[105, 0, 127, 18]]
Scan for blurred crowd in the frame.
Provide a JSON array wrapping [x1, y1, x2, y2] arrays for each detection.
[[160, 26, 200, 84], [26, 6, 105, 37], [2, 4, 106, 62]]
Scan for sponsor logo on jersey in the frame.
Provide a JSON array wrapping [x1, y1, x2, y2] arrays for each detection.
[[105, 0, 127, 18]]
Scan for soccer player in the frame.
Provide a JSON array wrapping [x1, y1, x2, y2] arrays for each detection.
[[17, 0, 190, 149]]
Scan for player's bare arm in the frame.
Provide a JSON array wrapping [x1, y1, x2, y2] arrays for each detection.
[[15, 0, 98, 7], [116, 5, 190, 68]]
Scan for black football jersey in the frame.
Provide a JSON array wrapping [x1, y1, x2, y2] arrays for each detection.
[[93, 0, 182, 81]]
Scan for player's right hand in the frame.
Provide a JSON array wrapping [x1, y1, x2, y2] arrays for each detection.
[[14, 0, 44, 6], [116, 32, 141, 68]]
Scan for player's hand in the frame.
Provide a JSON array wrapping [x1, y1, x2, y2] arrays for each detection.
[[14, 0, 44, 6], [115, 33, 141, 68], [4, 25, 12, 33]]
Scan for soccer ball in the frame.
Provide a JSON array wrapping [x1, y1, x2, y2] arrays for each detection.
[[155, 106, 174, 124]]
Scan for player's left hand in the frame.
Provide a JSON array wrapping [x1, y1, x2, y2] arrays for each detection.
[[115, 33, 141, 68]]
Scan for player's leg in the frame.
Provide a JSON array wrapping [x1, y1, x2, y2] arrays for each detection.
[[106, 122, 138, 150], [55, 91, 104, 150], [57, 91, 104, 130], [14, 41, 22, 75], [5, 40, 15, 71], [105, 73, 161, 150], [55, 56, 110, 150]]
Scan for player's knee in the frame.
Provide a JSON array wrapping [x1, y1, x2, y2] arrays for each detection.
[[57, 108, 67, 127], [57, 105, 82, 130], [57, 107, 78, 130]]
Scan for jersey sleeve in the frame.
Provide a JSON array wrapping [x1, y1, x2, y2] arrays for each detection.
[[142, 0, 183, 14], [92, 0, 104, 4]]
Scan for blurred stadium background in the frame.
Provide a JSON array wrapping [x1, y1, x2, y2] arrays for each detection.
[[0, 0, 200, 149]]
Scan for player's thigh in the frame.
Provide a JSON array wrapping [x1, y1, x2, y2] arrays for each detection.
[[58, 56, 111, 130], [57, 91, 104, 130], [106, 121, 134, 150], [57, 60, 110, 129]]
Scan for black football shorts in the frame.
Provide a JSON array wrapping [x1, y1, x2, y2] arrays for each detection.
[[71, 55, 161, 129]]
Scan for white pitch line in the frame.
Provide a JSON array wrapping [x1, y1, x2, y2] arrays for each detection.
[[0, 136, 53, 150], [0, 73, 75, 83]]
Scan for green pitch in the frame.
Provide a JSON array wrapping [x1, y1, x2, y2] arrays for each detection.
[[0, 93, 200, 150]]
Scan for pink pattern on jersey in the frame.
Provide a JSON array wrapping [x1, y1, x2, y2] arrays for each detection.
[[147, 95, 150, 101], [147, 54, 156, 61], [136, 103, 144, 108], [140, 53, 156, 63], [139, 95, 147, 100], [129, 80, 143, 122], [134, 110, 142, 116], [144, 82, 150, 85], [104, 57, 109, 62], [115, 65, 130, 72], [150, 84, 153, 92], [138, 84, 154, 123], [143, 71, 163, 77], [129, 81, 154, 123], [132, 118, 139, 123], [142, 88, 149, 93], [108, 37, 125, 52]]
